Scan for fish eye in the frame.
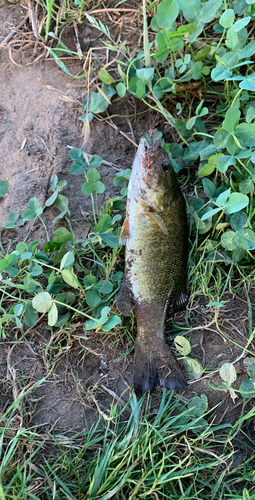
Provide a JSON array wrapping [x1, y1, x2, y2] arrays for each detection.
[[162, 161, 169, 172]]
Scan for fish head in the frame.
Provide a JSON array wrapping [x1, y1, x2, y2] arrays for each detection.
[[130, 135, 176, 211]]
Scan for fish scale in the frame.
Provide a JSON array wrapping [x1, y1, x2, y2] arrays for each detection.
[[116, 134, 189, 395]]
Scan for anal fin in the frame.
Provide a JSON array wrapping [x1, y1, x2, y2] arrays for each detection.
[[116, 278, 133, 316]]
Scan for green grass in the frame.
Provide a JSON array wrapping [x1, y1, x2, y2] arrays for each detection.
[[1, 389, 255, 499]]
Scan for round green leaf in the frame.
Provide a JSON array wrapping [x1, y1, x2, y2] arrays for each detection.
[[221, 230, 237, 251], [95, 280, 113, 294], [85, 289, 101, 308], [156, 0, 179, 28], [99, 232, 119, 248], [183, 357, 203, 380], [225, 192, 249, 214], [81, 181, 95, 195], [13, 303, 24, 316], [230, 211, 248, 231], [89, 155, 102, 168], [24, 305, 38, 327], [174, 336, 191, 356], [0, 180, 9, 197], [239, 178, 254, 194], [219, 9, 235, 28], [136, 68, 155, 82], [28, 197, 43, 216], [30, 264, 43, 276], [32, 292, 53, 312], [22, 208, 37, 221], [187, 394, 208, 418], [16, 242, 27, 254], [84, 274, 97, 287], [239, 378, 255, 398], [95, 180, 105, 194], [220, 363, 236, 387], [235, 228, 255, 250], [87, 168, 100, 183], [116, 82, 126, 97]]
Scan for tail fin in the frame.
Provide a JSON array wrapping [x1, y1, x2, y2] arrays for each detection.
[[133, 341, 187, 396]]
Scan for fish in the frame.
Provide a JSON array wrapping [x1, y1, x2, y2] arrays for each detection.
[[116, 133, 189, 395]]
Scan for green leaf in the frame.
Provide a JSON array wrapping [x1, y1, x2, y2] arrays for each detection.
[[239, 75, 255, 92], [24, 305, 38, 327], [95, 280, 113, 294], [13, 303, 24, 316], [230, 211, 248, 231], [187, 394, 208, 417], [30, 264, 43, 276], [222, 107, 240, 133], [136, 79, 146, 98], [232, 16, 251, 32], [247, 362, 255, 378], [95, 214, 112, 233], [87, 168, 100, 183], [174, 336, 191, 356], [84, 274, 97, 287], [226, 26, 248, 51], [61, 269, 80, 289], [201, 207, 221, 221], [235, 122, 255, 140], [136, 67, 155, 82], [116, 82, 126, 97], [246, 106, 255, 124], [22, 208, 36, 221], [217, 155, 236, 173], [183, 357, 203, 379], [85, 288, 101, 307], [16, 242, 27, 254], [32, 292, 53, 313], [70, 161, 86, 174], [0, 259, 8, 272], [99, 232, 119, 248], [48, 303, 58, 326], [216, 188, 231, 206], [89, 155, 102, 168], [101, 315, 121, 331], [219, 9, 235, 28], [239, 378, 255, 398], [53, 227, 72, 245], [156, 0, 179, 27], [95, 181, 105, 194], [89, 84, 116, 113], [221, 231, 237, 251], [235, 228, 255, 250], [220, 363, 236, 387], [239, 178, 254, 194], [28, 197, 43, 216], [98, 68, 115, 84], [81, 182, 95, 195], [225, 192, 249, 214], [0, 180, 9, 197], [60, 251, 75, 270]]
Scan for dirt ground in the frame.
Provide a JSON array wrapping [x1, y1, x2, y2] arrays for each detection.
[[0, 3, 255, 445]]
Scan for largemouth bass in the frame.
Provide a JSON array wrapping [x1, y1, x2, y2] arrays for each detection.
[[116, 134, 188, 395]]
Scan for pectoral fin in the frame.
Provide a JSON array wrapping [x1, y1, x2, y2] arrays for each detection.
[[140, 211, 168, 234], [116, 278, 133, 316], [119, 218, 129, 246]]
